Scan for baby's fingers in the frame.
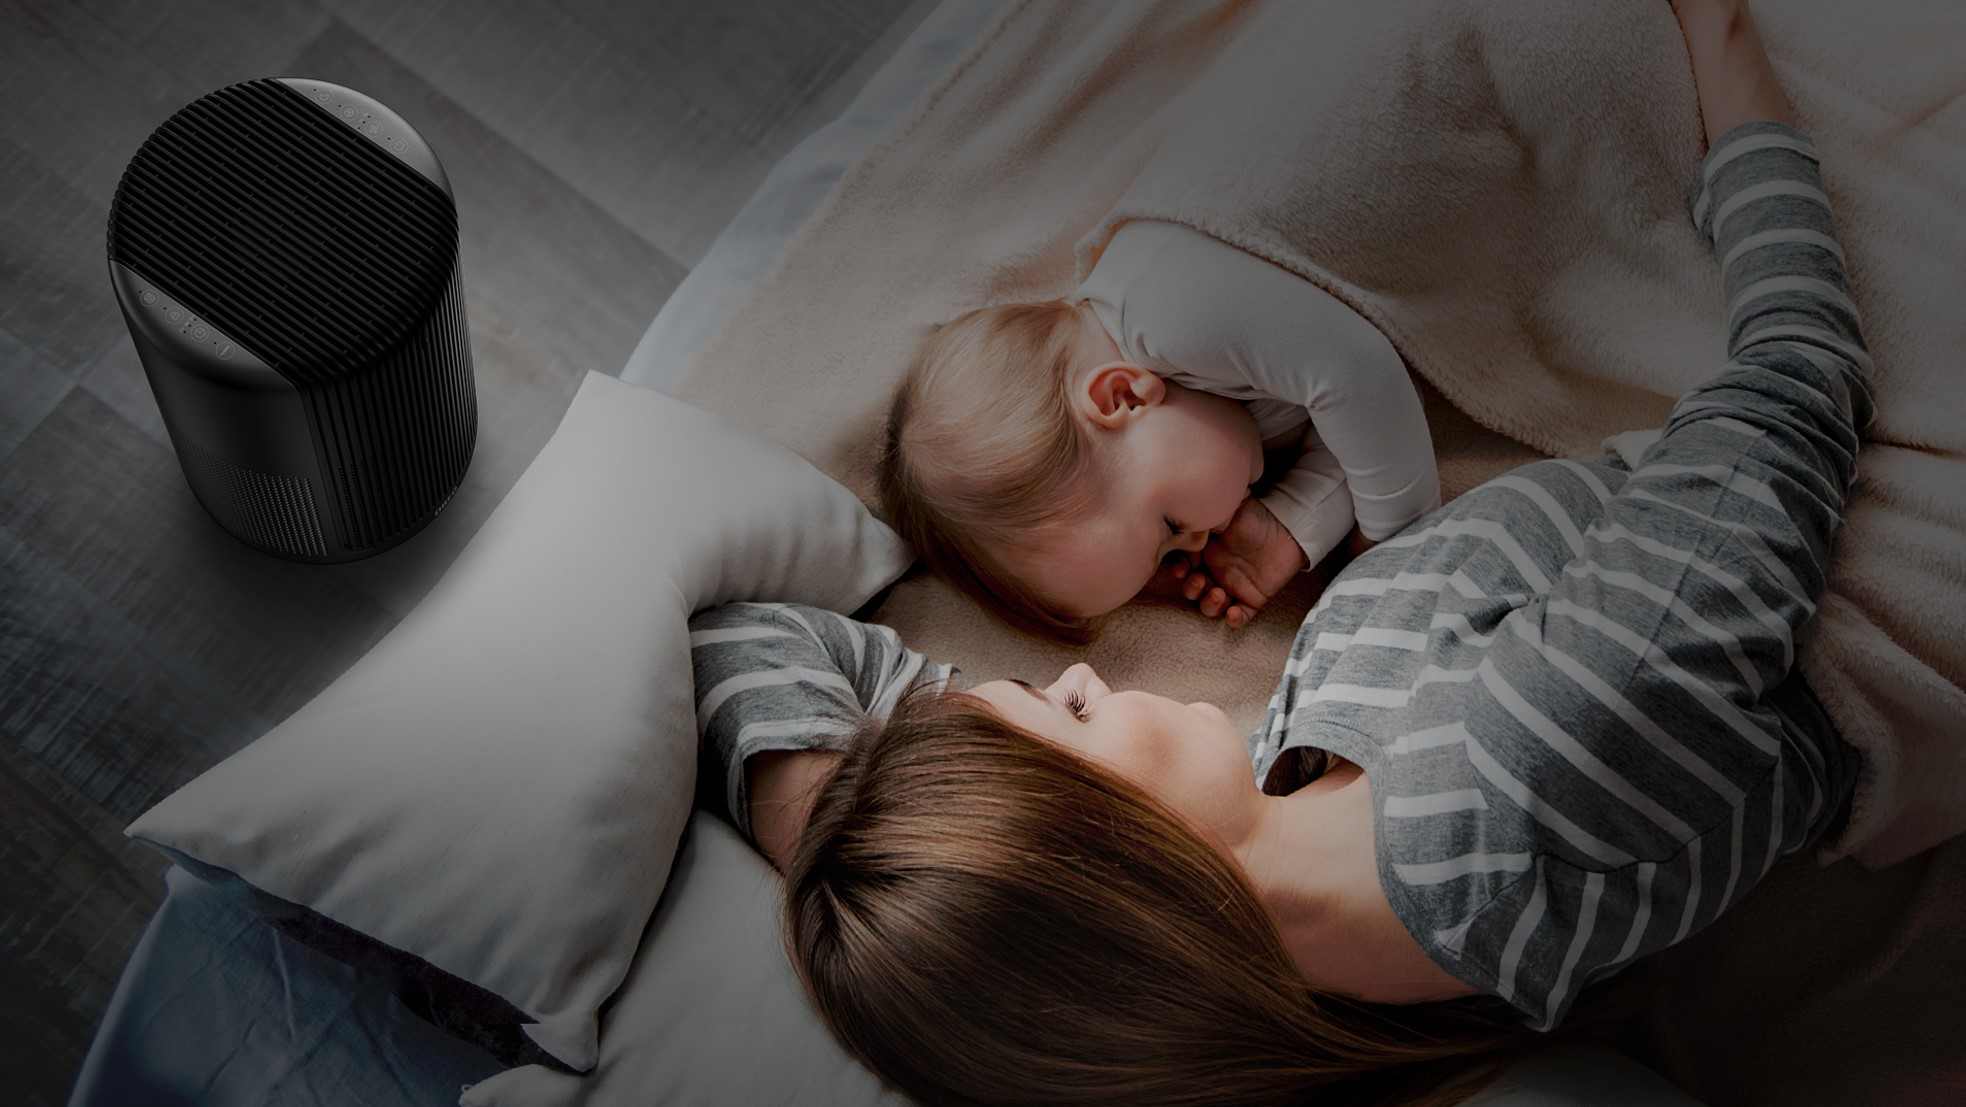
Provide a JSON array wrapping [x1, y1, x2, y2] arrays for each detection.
[[1199, 586, 1232, 619]]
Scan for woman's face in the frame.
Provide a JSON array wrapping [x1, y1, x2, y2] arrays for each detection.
[[969, 664, 1262, 848]]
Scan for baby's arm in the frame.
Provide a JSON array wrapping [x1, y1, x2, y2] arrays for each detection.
[[1176, 437, 1344, 627], [1100, 222, 1439, 624], [1256, 319, 1440, 555], [1258, 434, 1357, 565], [1147, 225, 1439, 550]]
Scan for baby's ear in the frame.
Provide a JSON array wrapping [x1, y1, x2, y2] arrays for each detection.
[[1080, 362, 1164, 428]]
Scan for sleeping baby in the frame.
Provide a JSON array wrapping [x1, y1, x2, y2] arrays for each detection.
[[878, 219, 1442, 643]]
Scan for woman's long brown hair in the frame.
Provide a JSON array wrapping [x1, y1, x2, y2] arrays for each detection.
[[785, 690, 1574, 1107]]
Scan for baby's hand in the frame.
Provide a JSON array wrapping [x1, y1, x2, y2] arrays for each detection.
[[1176, 498, 1307, 629]]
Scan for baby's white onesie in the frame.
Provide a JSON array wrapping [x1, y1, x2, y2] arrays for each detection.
[[1074, 219, 1441, 567]]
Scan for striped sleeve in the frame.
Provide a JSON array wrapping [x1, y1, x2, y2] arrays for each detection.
[[688, 603, 956, 842], [1404, 123, 1870, 1029], [1694, 119, 1875, 507]]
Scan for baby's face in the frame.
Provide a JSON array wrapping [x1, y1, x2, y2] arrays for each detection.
[[1008, 385, 1262, 619]]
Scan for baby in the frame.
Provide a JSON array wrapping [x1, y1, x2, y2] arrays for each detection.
[[879, 219, 1441, 643]]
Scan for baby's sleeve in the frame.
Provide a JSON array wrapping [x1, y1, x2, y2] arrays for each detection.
[[1258, 437, 1354, 568], [1107, 222, 1442, 551]]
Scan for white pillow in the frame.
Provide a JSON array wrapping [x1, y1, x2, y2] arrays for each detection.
[[127, 371, 912, 1072], [463, 813, 909, 1107]]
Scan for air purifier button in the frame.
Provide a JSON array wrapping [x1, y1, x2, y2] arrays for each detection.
[[140, 290, 157, 306], [192, 324, 209, 340], [217, 342, 234, 360], [167, 307, 183, 323]]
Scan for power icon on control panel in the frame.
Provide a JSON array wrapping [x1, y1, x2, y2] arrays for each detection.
[[217, 343, 234, 360]]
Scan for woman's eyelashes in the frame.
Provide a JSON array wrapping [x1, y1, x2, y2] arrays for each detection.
[[1009, 678, 1091, 721]]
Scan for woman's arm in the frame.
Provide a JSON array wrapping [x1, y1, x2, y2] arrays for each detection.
[[1672, 0, 1796, 143], [690, 603, 956, 869], [747, 749, 844, 873]]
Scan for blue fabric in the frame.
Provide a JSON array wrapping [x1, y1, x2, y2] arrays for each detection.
[[68, 865, 503, 1107]]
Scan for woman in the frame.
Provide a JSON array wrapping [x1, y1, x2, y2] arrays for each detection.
[[690, 2, 1869, 1103]]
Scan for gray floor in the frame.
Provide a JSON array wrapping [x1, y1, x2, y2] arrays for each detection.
[[0, 0, 932, 1102]]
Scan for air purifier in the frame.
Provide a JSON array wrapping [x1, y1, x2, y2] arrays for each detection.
[[108, 77, 475, 563]]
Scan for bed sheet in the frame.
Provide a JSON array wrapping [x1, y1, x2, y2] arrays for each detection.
[[618, 0, 1008, 395], [67, 864, 503, 1107]]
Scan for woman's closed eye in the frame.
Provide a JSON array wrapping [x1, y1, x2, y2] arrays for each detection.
[[1011, 678, 1092, 721], [1063, 689, 1090, 720]]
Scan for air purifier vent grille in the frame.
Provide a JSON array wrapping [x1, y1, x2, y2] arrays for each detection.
[[108, 78, 457, 387], [179, 437, 329, 558], [310, 267, 476, 551]]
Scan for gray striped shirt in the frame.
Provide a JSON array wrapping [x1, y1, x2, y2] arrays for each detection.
[[688, 121, 1867, 1030]]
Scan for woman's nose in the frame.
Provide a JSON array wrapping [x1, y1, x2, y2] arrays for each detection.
[[1049, 662, 1112, 705]]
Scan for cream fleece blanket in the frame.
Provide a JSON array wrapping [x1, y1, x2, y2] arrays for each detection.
[[675, 1, 1966, 1091]]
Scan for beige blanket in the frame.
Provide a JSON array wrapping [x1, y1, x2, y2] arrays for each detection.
[[677, 0, 1966, 1094]]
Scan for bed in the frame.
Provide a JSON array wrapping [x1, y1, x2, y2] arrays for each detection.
[[69, 2, 1966, 1105]]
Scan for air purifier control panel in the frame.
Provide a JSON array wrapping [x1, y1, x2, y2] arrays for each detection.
[[110, 262, 277, 389], [277, 77, 451, 196]]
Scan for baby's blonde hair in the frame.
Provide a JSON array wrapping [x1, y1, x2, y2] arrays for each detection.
[[879, 299, 1105, 645]]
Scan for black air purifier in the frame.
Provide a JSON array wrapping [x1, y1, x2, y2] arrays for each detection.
[[108, 77, 475, 563]]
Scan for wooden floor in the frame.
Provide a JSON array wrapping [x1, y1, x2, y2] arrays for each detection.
[[0, 0, 931, 1101]]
